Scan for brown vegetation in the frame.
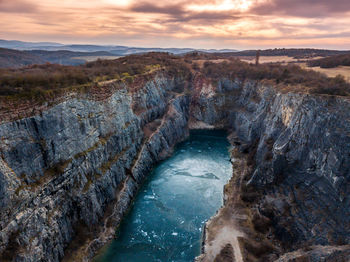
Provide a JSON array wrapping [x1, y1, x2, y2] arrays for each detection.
[[215, 48, 350, 58], [308, 54, 350, 68], [201, 59, 350, 96], [300, 64, 350, 82], [0, 52, 191, 101], [1, 51, 350, 111]]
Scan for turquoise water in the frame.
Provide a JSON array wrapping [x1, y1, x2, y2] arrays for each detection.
[[97, 130, 232, 262]]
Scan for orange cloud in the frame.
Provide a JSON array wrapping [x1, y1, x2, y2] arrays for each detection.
[[0, 0, 349, 49]]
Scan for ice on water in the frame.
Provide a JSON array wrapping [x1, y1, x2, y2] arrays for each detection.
[[98, 131, 232, 262]]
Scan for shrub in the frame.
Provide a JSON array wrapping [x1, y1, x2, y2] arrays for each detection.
[[1, 52, 349, 102], [201, 59, 350, 96], [0, 52, 191, 100], [308, 54, 350, 68]]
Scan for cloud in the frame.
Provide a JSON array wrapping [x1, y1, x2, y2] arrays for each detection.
[[0, 0, 37, 13], [130, 2, 240, 25], [0, 0, 350, 49], [130, 2, 185, 15], [252, 0, 350, 18]]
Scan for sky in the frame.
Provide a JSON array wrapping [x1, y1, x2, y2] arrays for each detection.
[[1, 0, 350, 50]]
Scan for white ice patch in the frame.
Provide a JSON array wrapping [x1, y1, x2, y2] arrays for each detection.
[[204, 189, 213, 198], [144, 195, 156, 200]]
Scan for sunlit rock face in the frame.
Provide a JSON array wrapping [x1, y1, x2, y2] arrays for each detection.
[[1, 72, 350, 261], [229, 86, 350, 246], [193, 78, 350, 261]]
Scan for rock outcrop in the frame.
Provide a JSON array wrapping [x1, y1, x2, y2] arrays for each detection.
[[1, 71, 350, 262], [192, 77, 350, 261], [0, 75, 189, 261]]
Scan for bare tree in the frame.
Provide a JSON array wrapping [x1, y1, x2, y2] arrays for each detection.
[[255, 50, 261, 65]]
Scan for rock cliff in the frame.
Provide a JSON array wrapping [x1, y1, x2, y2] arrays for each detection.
[[0, 74, 189, 261], [192, 77, 350, 261], [1, 70, 350, 262]]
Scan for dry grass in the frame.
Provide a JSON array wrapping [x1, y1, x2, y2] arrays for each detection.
[[239, 55, 350, 83], [300, 63, 350, 82], [202, 59, 350, 96], [71, 56, 121, 62], [195, 59, 230, 68], [239, 56, 324, 64]]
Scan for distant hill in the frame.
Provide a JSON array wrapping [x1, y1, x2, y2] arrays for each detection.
[[0, 39, 239, 68], [3, 40, 350, 69], [216, 48, 350, 58], [0, 48, 119, 68], [27, 50, 116, 65], [0, 48, 46, 68], [0, 39, 238, 55], [0, 40, 63, 50]]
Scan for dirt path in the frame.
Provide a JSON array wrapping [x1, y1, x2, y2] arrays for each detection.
[[199, 207, 246, 262], [203, 224, 244, 262]]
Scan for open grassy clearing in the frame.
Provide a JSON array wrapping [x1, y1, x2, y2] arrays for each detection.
[[71, 56, 121, 62], [300, 63, 350, 82], [239, 56, 324, 64]]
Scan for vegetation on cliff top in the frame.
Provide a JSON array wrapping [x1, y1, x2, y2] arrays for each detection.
[[1, 52, 350, 103], [0, 52, 190, 100], [200, 58, 350, 96]]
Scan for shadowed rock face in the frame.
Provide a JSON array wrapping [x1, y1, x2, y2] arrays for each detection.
[[275, 245, 350, 262], [1, 73, 350, 261], [223, 81, 350, 245], [0, 75, 190, 261], [214, 244, 236, 262], [193, 78, 350, 262]]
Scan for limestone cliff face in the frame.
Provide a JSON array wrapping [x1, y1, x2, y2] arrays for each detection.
[[235, 88, 350, 245], [1, 72, 350, 262], [192, 78, 350, 261], [0, 75, 189, 261]]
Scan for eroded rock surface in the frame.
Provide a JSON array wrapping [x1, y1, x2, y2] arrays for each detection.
[[193, 78, 350, 262], [0, 75, 189, 261], [1, 73, 350, 261]]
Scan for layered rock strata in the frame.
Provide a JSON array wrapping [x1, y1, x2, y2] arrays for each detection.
[[0, 75, 189, 261], [1, 72, 350, 262], [192, 77, 350, 262]]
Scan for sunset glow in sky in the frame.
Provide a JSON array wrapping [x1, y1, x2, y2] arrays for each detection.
[[1, 0, 350, 49]]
